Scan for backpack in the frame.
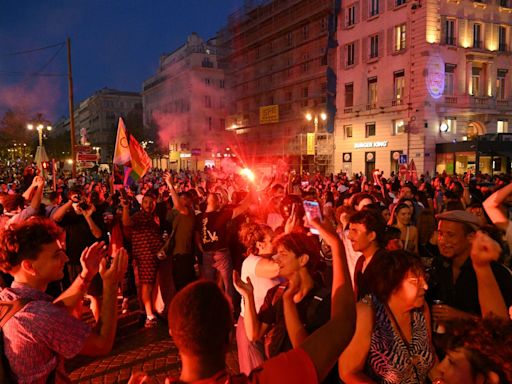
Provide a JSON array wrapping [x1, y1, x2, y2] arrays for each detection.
[[0, 299, 31, 383]]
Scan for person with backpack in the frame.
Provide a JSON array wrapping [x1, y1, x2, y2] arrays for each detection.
[[0, 218, 127, 383]]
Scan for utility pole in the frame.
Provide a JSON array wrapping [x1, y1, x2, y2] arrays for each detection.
[[67, 37, 76, 178]]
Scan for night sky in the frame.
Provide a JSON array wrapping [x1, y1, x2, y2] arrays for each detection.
[[0, 0, 245, 122]]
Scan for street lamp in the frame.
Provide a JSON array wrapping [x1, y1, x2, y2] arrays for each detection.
[[301, 111, 327, 173], [27, 123, 52, 147], [27, 122, 51, 172]]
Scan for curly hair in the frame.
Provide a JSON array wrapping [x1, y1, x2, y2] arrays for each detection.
[[239, 222, 273, 256], [446, 317, 512, 384], [0, 218, 62, 273]]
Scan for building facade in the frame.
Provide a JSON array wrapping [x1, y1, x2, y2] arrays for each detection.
[[55, 88, 142, 163], [217, 0, 338, 174], [142, 33, 230, 171], [336, 0, 512, 176]]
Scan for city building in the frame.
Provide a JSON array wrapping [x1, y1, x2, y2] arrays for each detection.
[[217, 0, 339, 174], [336, 0, 512, 176], [142, 33, 230, 171], [55, 87, 142, 163]]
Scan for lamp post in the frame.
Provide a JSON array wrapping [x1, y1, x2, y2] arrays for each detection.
[[93, 146, 101, 163], [303, 111, 327, 173], [27, 123, 51, 172]]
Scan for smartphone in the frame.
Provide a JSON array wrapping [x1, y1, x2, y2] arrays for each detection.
[[120, 188, 128, 201], [303, 200, 323, 235]]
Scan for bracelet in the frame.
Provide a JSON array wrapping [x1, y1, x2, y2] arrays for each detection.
[[78, 273, 92, 287]]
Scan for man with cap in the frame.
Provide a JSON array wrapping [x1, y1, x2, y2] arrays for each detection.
[[427, 210, 512, 324]]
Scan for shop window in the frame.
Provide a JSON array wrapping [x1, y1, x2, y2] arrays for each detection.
[[497, 120, 509, 133]]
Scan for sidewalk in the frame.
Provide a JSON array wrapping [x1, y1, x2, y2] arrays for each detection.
[[68, 307, 239, 383]]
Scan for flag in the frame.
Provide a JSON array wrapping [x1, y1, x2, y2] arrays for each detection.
[[113, 118, 131, 165], [127, 134, 151, 181]]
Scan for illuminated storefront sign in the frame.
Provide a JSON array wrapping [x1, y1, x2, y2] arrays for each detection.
[[354, 141, 388, 149]]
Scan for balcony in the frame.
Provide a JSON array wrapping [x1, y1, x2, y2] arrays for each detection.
[[392, 98, 404, 106], [366, 103, 377, 110]]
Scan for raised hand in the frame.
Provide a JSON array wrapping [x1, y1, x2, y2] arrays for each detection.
[[470, 230, 501, 268], [80, 241, 107, 279], [100, 248, 129, 286], [233, 270, 254, 298]]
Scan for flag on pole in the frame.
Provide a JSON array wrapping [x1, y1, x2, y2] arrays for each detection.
[[127, 135, 151, 181], [113, 118, 131, 165]]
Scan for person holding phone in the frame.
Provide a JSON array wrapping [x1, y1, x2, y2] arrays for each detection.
[[234, 229, 334, 380]]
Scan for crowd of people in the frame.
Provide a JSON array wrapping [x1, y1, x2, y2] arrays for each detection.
[[0, 161, 511, 384]]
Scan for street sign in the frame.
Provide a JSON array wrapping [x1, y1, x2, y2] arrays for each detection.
[[74, 145, 94, 153], [399, 154, 408, 165], [78, 161, 96, 169], [77, 153, 99, 162]]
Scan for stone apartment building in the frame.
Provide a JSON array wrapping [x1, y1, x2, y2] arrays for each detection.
[[336, 0, 512, 176]]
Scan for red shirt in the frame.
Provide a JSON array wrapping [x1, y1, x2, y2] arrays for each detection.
[[167, 348, 318, 384]]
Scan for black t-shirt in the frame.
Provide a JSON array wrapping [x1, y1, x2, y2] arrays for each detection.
[[258, 282, 331, 358], [195, 209, 233, 252], [426, 256, 512, 315], [59, 208, 106, 265]]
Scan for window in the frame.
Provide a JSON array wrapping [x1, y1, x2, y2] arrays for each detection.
[[287, 32, 293, 46], [302, 53, 309, 73], [303, 24, 309, 40], [345, 83, 354, 107], [345, 83, 354, 108], [204, 95, 212, 108], [204, 78, 211, 86], [395, 24, 406, 51], [396, 0, 407, 6], [366, 122, 376, 137], [370, 35, 379, 58], [499, 26, 507, 52], [393, 71, 405, 104], [202, 58, 214, 68], [497, 120, 509, 133], [368, 77, 377, 108], [444, 64, 456, 96], [344, 125, 353, 138], [285, 91, 293, 101], [347, 5, 356, 27], [302, 87, 309, 98], [207, 117, 213, 131], [497, 69, 508, 100], [346, 42, 355, 66], [471, 67, 481, 96], [370, 0, 379, 16], [500, 0, 509, 6], [220, 118, 226, 130], [473, 24, 482, 49], [320, 17, 327, 31], [220, 80, 225, 88], [445, 19, 456, 45], [393, 119, 406, 135]]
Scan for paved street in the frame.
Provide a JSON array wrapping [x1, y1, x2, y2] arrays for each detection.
[[68, 307, 240, 384]]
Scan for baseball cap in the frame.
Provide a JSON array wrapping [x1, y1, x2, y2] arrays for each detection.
[[435, 210, 481, 231]]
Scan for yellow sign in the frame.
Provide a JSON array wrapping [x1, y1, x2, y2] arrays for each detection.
[[259, 105, 279, 124], [306, 133, 315, 155]]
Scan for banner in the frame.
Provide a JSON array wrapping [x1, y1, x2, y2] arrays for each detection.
[[306, 133, 315, 155]]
